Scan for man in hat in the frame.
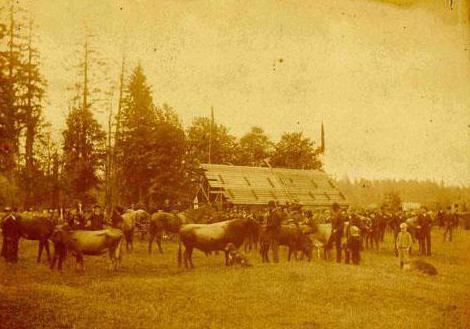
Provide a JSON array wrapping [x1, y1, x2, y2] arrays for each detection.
[[266, 200, 282, 263], [89, 204, 104, 231], [417, 207, 432, 256], [1, 207, 21, 263], [396, 222, 413, 269], [327, 202, 345, 263]]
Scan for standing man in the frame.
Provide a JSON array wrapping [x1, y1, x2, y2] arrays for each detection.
[[417, 207, 432, 256], [266, 200, 282, 263], [328, 203, 345, 263], [76, 202, 86, 229], [1, 207, 21, 263], [89, 205, 104, 231], [443, 206, 454, 242]]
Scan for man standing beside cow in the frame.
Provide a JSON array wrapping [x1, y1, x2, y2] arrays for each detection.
[[1, 207, 20, 263], [266, 201, 282, 263], [327, 203, 345, 263], [417, 207, 432, 256]]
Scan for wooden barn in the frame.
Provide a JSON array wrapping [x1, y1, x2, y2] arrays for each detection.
[[193, 164, 349, 210]]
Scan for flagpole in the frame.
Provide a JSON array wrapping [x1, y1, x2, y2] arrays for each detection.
[[209, 106, 214, 164]]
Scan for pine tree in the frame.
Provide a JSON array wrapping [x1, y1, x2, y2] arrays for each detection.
[[0, 1, 27, 174], [19, 18, 46, 208], [115, 65, 187, 207], [62, 37, 106, 206]]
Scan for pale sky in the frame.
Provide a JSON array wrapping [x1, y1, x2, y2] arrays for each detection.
[[22, 0, 470, 186]]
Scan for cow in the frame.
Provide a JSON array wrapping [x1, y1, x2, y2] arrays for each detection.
[[119, 209, 149, 252], [177, 218, 260, 269], [17, 212, 56, 263], [259, 224, 313, 263], [148, 211, 192, 254], [50, 225, 123, 271], [309, 223, 332, 260]]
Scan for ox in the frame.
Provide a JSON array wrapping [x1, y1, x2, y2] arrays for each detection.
[[148, 211, 191, 254], [50, 226, 123, 271], [259, 224, 313, 263], [178, 218, 259, 269], [119, 209, 150, 251], [17, 212, 56, 263], [309, 223, 333, 260]]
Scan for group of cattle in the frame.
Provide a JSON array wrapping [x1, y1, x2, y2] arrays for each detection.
[[1, 208, 429, 272]]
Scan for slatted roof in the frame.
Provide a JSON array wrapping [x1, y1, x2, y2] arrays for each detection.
[[200, 164, 348, 208]]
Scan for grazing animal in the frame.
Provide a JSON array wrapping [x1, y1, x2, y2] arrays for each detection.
[[178, 218, 260, 269], [148, 211, 191, 254], [260, 224, 313, 262], [404, 259, 438, 276], [17, 213, 56, 263], [50, 226, 123, 271]]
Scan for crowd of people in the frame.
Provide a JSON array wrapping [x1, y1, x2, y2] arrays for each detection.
[[0, 199, 465, 269]]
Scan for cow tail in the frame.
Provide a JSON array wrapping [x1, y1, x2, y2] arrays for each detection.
[[177, 236, 182, 267]]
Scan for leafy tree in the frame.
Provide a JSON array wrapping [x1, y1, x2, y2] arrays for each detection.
[[271, 132, 322, 169], [382, 191, 402, 212], [187, 117, 238, 166], [236, 127, 273, 166]]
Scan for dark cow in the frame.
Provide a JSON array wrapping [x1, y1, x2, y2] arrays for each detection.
[[259, 224, 313, 262], [148, 211, 192, 254], [50, 225, 123, 271], [17, 212, 56, 263], [178, 218, 260, 269]]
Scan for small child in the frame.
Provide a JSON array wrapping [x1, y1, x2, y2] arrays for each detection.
[[396, 223, 413, 269], [225, 243, 252, 267]]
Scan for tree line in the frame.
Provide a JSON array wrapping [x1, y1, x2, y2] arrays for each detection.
[[337, 177, 470, 211], [0, 3, 323, 210]]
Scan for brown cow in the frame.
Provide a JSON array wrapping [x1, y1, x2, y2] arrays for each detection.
[[17, 212, 56, 263], [178, 218, 259, 269], [50, 226, 123, 271], [260, 224, 313, 262], [148, 211, 191, 254]]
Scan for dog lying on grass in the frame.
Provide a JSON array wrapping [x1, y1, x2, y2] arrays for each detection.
[[404, 259, 438, 276], [225, 243, 252, 267]]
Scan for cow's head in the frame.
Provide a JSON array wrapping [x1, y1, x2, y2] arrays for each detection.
[[50, 224, 73, 244]]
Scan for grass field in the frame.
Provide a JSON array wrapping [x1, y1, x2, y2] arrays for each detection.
[[1, 229, 470, 329]]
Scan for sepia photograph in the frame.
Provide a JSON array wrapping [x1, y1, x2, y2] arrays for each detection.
[[1, 0, 469, 328]]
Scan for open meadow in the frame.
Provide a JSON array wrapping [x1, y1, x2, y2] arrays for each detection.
[[1, 230, 470, 329]]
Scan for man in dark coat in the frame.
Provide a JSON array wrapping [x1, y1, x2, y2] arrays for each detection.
[[417, 208, 432, 256], [1, 207, 21, 263], [327, 203, 344, 263], [442, 206, 454, 242], [266, 200, 282, 263], [89, 205, 104, 231]]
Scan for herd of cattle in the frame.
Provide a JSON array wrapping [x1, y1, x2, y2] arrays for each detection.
[[0, 206, 465, 272]]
